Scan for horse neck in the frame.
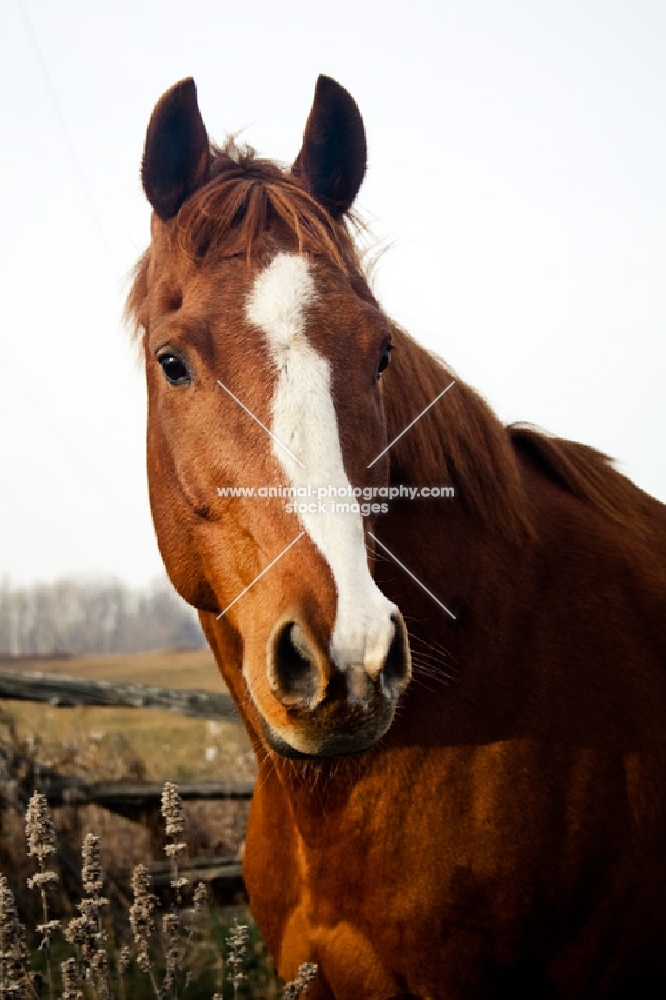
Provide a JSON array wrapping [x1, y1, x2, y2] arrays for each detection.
[[375, 330, 534, 707]]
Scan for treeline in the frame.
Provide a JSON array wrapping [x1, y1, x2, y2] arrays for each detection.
[[0, 577, 206, 656]]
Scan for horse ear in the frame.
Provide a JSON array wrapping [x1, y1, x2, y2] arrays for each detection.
[[142, 78, 210, 221], [292, 76, 367, 218]]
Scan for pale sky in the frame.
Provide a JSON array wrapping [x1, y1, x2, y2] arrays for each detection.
[[1, 0, 665, 586]]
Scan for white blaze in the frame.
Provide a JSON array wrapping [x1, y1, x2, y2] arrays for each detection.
[[246, 253, 395, 676]]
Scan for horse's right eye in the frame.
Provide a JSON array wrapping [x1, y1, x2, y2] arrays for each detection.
[[158, 353, 191, 385]]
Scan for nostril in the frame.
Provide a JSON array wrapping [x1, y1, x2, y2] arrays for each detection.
[[380, 612, 412, 699], [269, 621, 321, 710]]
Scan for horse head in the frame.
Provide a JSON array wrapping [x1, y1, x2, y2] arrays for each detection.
[[129, 77, 411, 759]]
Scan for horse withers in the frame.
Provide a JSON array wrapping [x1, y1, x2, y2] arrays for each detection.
[[127, 75, 666, 998]]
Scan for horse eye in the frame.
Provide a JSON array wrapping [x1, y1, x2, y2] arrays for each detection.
[[377, 344, 392, 380], [158, 353, 191, 385]]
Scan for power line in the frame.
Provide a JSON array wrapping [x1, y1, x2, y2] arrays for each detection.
[[9, 2, 145, 533], [15, 0, 120, 276]]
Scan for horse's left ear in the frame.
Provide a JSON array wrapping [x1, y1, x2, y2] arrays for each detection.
[[292, 76, 367, 218], [142, 77, 210, 221]]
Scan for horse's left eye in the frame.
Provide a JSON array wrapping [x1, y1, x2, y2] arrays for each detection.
[[158, 353, 191, 385], [377, 344, 392, 380]]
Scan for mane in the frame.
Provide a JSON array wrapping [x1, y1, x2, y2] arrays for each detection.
[[126, 139, 369, 336], [382, 332, 658, 543], [507, 424, 655, 535]]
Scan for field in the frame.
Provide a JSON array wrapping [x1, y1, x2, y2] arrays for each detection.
[[0, 649, 254, 783]]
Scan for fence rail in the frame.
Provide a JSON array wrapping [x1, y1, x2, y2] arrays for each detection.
[[0, 670, 240, 721], [147, 856, 244, 888], [38, 776, 254, 811]]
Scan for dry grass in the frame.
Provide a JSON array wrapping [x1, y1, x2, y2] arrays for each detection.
[[0, 785, 314, 999], [3, 708, 253, 784]]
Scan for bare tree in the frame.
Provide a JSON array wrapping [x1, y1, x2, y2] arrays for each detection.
[[0, 577, 205, 656]]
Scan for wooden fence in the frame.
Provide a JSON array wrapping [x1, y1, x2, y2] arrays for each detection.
[[0, 669, 252, 887], [0, 670, 240, 720]]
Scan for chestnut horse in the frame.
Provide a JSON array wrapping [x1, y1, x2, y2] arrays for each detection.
[[128, 76, 666, 998]]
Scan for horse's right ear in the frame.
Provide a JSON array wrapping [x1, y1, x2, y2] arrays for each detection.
[[142, 78, 210, 221]]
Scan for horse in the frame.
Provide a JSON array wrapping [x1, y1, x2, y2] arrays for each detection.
[[127, 75, 666, 998]]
